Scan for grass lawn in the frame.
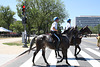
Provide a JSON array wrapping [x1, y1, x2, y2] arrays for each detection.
[[3, 41, 30, 46]]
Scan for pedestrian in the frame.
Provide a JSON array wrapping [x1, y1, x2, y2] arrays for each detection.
[[96, 32, 100, 50], [50, 17, 60, 51]]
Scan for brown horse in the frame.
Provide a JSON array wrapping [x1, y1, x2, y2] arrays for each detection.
[[29, 28, 75, 66], [56, 26, 92, 58]]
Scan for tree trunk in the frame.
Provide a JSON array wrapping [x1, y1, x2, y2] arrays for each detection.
[[7, 23, 10, 30]]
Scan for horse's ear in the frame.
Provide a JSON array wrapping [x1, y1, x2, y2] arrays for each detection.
[[83, 26, 86, 29], [86, 25, 88, 27], [75, 25, 77, 29]]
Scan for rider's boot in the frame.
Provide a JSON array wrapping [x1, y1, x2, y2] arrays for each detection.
[[55, 41, 60, 51]]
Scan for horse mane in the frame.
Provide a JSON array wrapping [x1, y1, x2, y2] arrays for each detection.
[[79, 26, 87, 33], [62, 28, 72, 34]]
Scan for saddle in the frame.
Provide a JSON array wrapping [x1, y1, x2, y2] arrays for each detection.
[[48, 33, 61, 45], [48, 34, 56, 42]]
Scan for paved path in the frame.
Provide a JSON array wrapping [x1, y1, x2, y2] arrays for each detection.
[[1, 37, 100, 67], [0, 37, 29, 66]]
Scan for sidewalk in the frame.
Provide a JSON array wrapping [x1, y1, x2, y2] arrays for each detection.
[[0, 37, 29, 66]]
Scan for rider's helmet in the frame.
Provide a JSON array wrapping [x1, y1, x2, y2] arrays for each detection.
[[53, 17, 59, 21], [67, 19, 71, 22]]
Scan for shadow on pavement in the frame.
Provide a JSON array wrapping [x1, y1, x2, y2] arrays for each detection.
[[32, 64, 80, 67]]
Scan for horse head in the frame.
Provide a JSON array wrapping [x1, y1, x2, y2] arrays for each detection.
[[80, 25, 92, 35]]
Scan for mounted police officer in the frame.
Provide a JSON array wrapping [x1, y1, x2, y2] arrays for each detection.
[[65, 19, 76, 45], [50, 17, 60, 51], [66, 19, 71, 30], [63, 19, 71, 34]]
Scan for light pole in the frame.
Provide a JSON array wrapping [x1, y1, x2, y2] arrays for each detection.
[[22, 1, 28, 48]]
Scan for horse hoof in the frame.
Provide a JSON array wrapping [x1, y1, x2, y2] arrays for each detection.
[[59, 56, 62, 58], [76, 54, 78, 55], [57, 61, 61, 63], [75, 56, 78, 59], [47, 63, 50, 66], [33, 63, 36, 66], [68, 64, 71, 66], [76, 53, 79, 55]]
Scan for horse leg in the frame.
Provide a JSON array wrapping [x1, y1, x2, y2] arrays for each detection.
[[57, 50, 65, 63], [55, 50, 62, 58], [76, 45, 81, 55], [55, 50, 57, 58], [42, 48, 49, 65], [65, 49, 71, 66], [74, 45, 78, 58], [57, 55, 64, 63], [58, 51, 62, 58], [32, 48, 40, 66]]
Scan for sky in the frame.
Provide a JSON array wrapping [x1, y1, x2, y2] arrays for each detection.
[[0, 0, 100, 27]]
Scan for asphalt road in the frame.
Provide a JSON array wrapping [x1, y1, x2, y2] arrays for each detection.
[[1, 37, 100, 67]]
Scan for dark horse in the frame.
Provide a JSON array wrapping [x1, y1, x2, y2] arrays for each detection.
[[73, 26, 92, 58], [29, 28, 75, 66], [56, 26, 92, 58]]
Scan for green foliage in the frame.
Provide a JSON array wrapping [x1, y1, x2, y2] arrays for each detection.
[[0, 6, 15, 29], [16, 0, 68, 34], [3, 43, 22, 46], [88, 24, 100, 34], [3, 41, 23, 46], [77, 26, 82, 30], [78, 24, 100, 34], [10, 21, 24, 34]]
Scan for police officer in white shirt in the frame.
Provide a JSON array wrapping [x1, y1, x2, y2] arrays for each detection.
[[50, 17, 60, 51], [66, 19, 71, 30], [66, 19, 76, 45]]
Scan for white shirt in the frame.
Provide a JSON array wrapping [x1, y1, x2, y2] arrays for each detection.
[[66, 22, 71, 30], [50, 21, 57, 31]]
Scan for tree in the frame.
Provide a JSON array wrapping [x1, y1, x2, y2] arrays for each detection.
[[0, 6, 15, 29], [16, 0, 68, 41], [78, 24, 100, 34], [10, 21, 24, 34]]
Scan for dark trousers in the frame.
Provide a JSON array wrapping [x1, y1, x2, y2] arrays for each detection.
[[51, 31, 60, 50]]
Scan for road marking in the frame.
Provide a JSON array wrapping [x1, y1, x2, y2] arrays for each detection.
[[20, 50, 42, 67], [47, 50, 57, 67], [68, 50, 80, 66], [83, 40, 96, 44], [80, 50, 100, 67], [85, 48, 100, 57], [95, 48, 100, 50]]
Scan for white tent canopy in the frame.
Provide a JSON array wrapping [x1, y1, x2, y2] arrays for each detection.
[[0, 27, 12, 32]]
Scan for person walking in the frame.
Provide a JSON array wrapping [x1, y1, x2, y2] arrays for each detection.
[[96, 32, 100, 50]]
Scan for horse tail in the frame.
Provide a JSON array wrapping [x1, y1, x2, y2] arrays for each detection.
[[17, 46, 36, 57], [29, 35, 37, 53], [16, 36, 37, 57]]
